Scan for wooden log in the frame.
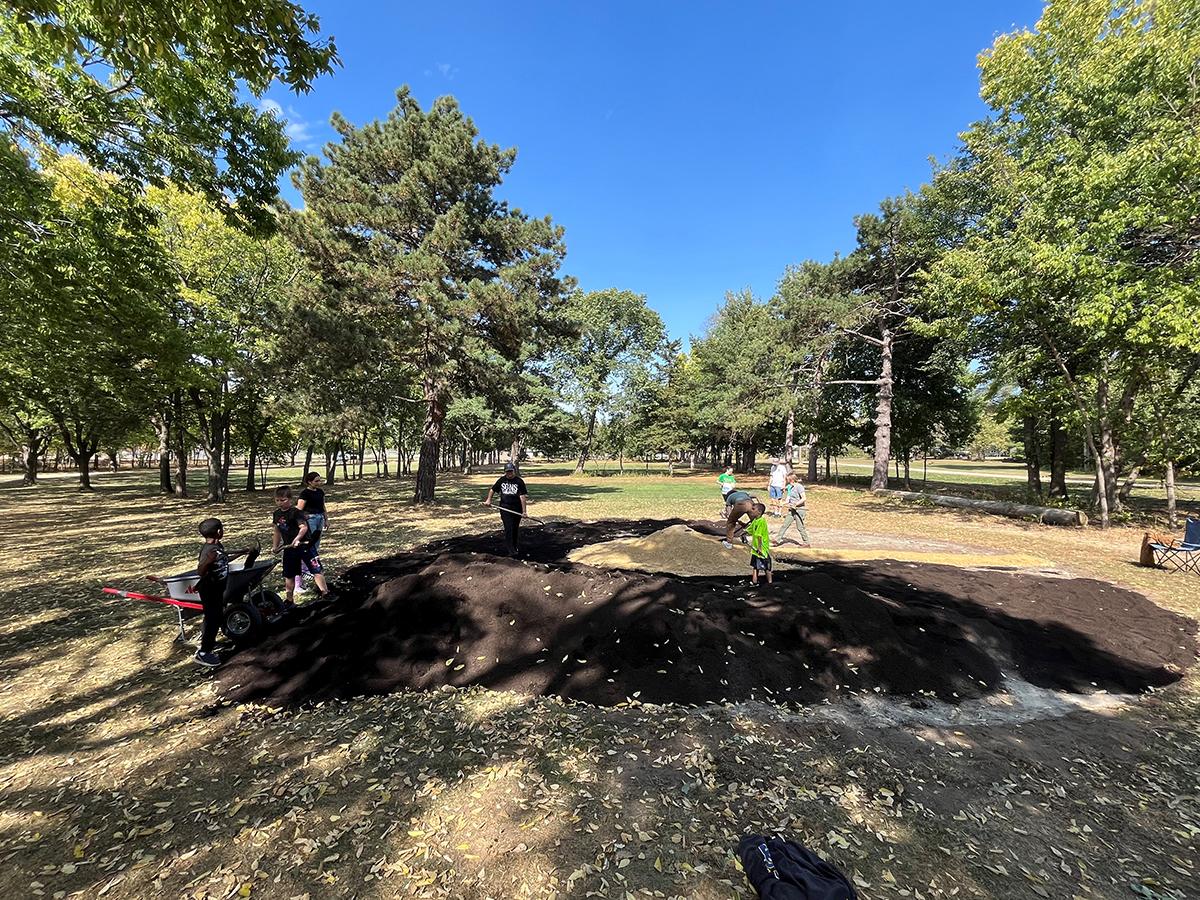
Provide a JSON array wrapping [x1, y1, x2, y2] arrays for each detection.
[[875, 489, 1088, 527]]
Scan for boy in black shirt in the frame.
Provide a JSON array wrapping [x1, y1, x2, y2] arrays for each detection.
[[483, 462, 528, 557], [195, 517, 230, 668], [272, 485, 334, 605]]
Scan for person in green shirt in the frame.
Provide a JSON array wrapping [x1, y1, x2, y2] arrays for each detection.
[[745, 502, 773, 585], [717, 466, 737, 503], [715, 465, 734, 513]]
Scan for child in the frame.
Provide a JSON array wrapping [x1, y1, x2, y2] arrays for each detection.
[[272, 485, 335, 605], [718, 466, 737, 504], [745, 502, 773, 585], [777, 473, 811, 546], [194, 518, 230, 668], [296, 471, 327, 552]]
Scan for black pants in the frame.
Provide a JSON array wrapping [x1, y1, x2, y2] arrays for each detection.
[[501, 509, 521, 556], [198, 580, 225, 653]]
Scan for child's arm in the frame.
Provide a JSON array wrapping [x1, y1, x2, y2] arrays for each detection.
[[271, 524, 282, 553], [196, 545, 215, 576], [293, 520, 309, 548]]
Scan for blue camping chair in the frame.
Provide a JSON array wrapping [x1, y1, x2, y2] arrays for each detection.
[[1149, 518, 1200, 572]]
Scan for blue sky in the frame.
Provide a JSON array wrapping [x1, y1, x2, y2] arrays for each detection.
[[263, 1, 1045, 344]]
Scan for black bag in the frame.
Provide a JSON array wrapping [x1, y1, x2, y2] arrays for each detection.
[[737, 834, 857, 900]]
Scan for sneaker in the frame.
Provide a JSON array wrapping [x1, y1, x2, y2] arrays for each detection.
[[721, 540, 733, 549], [194, 650, 221, 668]]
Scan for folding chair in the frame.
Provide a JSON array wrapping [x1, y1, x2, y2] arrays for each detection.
[[1149, 518, 1200, 572]]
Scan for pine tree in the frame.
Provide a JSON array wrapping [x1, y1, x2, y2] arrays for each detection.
[[291, 88, 571, 502]]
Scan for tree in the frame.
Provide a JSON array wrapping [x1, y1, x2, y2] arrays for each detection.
[[685, 291, 787, 472], [0, 156, 181, 489], [0, 0, 338, 232], [926, 0, 1200, 526], [554, 289, 666, 474], [148, 184, 302, 501], [292, 88, 572, 502]]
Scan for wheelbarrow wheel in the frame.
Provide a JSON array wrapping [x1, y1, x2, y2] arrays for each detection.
[[222, 601, 264, 646], [256, 590, 284, 618]]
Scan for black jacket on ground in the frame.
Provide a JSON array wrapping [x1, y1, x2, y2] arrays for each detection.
[[736, 834, 857, 900]]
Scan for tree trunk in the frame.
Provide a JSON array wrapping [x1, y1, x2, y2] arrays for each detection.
[[172, 392, 188, 498], [245, 438, 259, 492], [902, 450, 911, 490], [878, 489, 1087, 526], [807, 442, 819, 483], [1097, 380, 1119, 515], [23, 439, 39, 485], [784, 408, 795, 466], [1118, 463, 1142, 502], [303, 441, 315, 478], [324, 440, 337, 484], [220, 409, 232, 497], [1166, 458, 1178, 529], [155, 414, 171, 493], [1023, 415, 1042, 496], [1048, 418, 1068, 499], [575, 409, 597, 474], [205, 417, 225, 503], [1040, 331, 1109, 527], [870, 325, 894, 491], [341, 445, 350, 481], [357, 431, 367, 479], [414, 384, 446, 503]]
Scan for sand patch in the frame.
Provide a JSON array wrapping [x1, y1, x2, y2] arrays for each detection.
[[566, 523, 790, 576], [566, 523, 1050, 576]]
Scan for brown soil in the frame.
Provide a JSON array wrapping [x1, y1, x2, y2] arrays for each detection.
[[216, 520, 1197, 709]]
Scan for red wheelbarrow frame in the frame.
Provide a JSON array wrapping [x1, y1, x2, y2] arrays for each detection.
[[101, 586, 204, 643]]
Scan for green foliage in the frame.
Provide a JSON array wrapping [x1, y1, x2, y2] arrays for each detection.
[[0, 156, 182, 485], [0, 0, 338, 230], [925, 0, 1200, 521]]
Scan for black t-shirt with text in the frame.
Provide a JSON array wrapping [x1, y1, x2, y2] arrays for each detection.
[[273, 506, 307, 544], [197, 542, 229, 586], [491, 475, 528, 510], [298, 486, 326, 515]]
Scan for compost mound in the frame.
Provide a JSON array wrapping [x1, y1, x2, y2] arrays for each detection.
[[216, 520, 1197, 709]]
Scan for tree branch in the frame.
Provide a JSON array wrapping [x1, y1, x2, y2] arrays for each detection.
[[840, 327, 885, 347]]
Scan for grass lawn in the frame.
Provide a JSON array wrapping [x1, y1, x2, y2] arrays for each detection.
[[0, 465, 1197, 899]]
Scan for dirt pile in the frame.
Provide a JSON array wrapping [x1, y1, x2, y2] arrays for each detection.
[[216, 520, 1197, 709]]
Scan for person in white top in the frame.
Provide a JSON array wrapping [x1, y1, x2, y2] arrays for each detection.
[[767, 458, 788, 517]]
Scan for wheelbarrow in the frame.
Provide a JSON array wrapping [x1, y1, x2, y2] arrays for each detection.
[[102, 546, 285, 647]]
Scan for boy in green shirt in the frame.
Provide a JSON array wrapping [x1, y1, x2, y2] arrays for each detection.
[[745, 502, 773, 585]]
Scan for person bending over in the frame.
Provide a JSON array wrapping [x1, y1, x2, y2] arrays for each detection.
[[722, 489, 758, 549]]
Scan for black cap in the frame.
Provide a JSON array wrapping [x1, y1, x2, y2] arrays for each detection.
[[504, 462, 516, 471]]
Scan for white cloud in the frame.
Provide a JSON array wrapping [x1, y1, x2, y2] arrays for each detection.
[[436, 62, 459, 79], [259, 98, 318, 149]]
